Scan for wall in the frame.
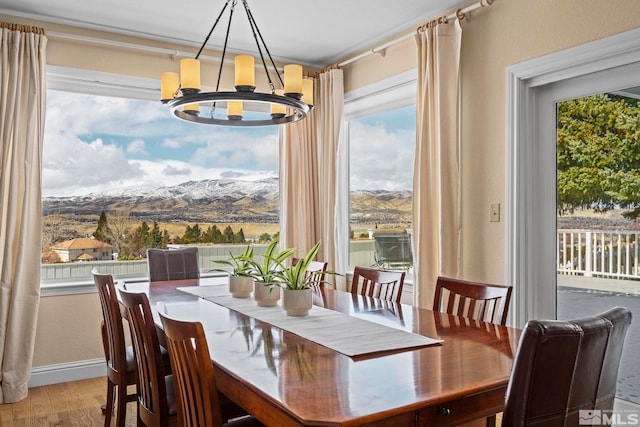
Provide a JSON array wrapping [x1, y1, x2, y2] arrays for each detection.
[[342, 0, 640, 285], [3, 0, 640, 375]]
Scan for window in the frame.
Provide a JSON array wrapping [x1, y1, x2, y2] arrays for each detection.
[[42, 68, 279, 289], [344, 70, 416, 271]]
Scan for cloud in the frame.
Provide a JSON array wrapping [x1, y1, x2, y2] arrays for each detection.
[[127, 139, 147, 154], [163, 165, 192, 176], [191, 128, 279, 171], [161, 137, 183, 149], [43, 91, 280, 197], [42, 134, 144, 196], [349, 121, 414, 191]]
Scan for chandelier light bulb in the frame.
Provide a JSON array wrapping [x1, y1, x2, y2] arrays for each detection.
[[234, 55, 255, 91]]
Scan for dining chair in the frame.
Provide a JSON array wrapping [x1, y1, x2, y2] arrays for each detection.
[[119, 286, 176, 426], [148, 247, 200, 282], [433, 276, 513, 325], [92, 270, 137, 427], [158, 310, 264, 427], [293, 257, 328, 288], [119, 285, 252, 427], [351, 266, 405, 303], [502, 306, 632, 426]]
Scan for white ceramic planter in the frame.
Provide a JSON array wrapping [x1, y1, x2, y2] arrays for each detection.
[[282, 288, 313, 317], [229, 275, 253, 298], [254, 281, 280, 307]]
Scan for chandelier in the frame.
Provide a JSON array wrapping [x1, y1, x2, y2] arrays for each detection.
[[160, 0, 313, 126]]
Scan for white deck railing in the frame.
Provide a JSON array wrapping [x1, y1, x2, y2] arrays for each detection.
[[557, 229, 640, 279]]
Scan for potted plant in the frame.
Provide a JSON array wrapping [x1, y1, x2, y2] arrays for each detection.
[[214, 246, 255, 298], [272, 241, 334, 316], [246, 239, 294, 307]]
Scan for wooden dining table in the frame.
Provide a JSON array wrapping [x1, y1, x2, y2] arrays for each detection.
[[121, 276, 520, 427]]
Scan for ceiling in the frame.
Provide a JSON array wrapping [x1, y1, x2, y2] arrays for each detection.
[[0, 0, 468, 68]]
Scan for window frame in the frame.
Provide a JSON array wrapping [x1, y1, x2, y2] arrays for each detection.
[[343, 69, 417, 271]]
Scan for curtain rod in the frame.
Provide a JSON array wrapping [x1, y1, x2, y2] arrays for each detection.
[[338, 0, 494, 67], [47, 31, 225, 63], [46, 30, 289, 73]]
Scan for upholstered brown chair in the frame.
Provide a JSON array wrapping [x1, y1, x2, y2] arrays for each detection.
[[148, 247, 200, 282], [92, 270, 138, 427], [159, 310, 264, 427], [502, 307, 632, 426], [433, 276, 513, 325], [351, 266, 405, 303]]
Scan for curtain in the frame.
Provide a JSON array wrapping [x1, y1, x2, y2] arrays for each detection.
[[413, 19, 462, 309], [0, 22, 47, 403], [279, 68, 347, 290]]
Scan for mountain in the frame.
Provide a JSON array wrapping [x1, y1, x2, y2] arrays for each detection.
[[43, 178, 412, 224]]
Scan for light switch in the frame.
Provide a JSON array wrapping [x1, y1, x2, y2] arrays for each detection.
[[490, 203, 500, 222]]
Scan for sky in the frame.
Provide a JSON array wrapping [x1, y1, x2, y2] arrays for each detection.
[[43, 90, 415, 197]]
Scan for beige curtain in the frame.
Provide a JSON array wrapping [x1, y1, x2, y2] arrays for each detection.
[[413, 19, 462, 309], [279, 68, 347, 289], [0, 22, 47, 403]]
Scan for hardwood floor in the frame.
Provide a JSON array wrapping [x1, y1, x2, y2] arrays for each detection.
[[0, 377, 137, 426]]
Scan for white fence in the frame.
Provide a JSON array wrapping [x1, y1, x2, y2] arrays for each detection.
[[557, 229, 640, 279]]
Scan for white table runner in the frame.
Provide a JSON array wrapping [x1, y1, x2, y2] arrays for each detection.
[[178, 285, 442, 357]]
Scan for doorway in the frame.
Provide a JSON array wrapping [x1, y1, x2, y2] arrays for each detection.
[[506, 28, 640, 408], [555, 89, 640, 405]]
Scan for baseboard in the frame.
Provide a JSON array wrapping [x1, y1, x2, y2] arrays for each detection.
[[29, 358, 106, 388]]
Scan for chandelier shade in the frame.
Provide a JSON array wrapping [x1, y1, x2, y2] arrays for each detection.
[[161, 0, 314, 127]]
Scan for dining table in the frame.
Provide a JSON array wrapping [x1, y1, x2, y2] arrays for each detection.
[[121, 276, 521, 427]]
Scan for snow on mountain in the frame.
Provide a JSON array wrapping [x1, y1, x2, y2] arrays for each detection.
[[45, 177, 279, 203]]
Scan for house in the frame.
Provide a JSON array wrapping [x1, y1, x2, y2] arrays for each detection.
[[1, 0, 639, 414], [51, 237, 113, 262]]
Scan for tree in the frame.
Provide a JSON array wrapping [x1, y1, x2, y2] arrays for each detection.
[[181, 224, 202, 243], [94, 211, 112, 243], [258, 233, 272, 243], [557, 94, 640, 217], [234, 228, 246, 243], [149, 221, 164, 248], [42, 211, 69, 248], [223, 225, 235, 242], [128, 221, 151, 258], [107, 209, 132, 257]]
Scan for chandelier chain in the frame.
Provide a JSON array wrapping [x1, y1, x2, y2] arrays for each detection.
[[241, 0, 284, 90], [195, 0, 231, 60], [215, 0, 237, 93]]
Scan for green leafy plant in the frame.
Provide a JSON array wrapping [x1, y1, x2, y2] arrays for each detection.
[[272, 241, 339, 290], [245, 239, 294, 284], [214, 246, 254, 277]]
